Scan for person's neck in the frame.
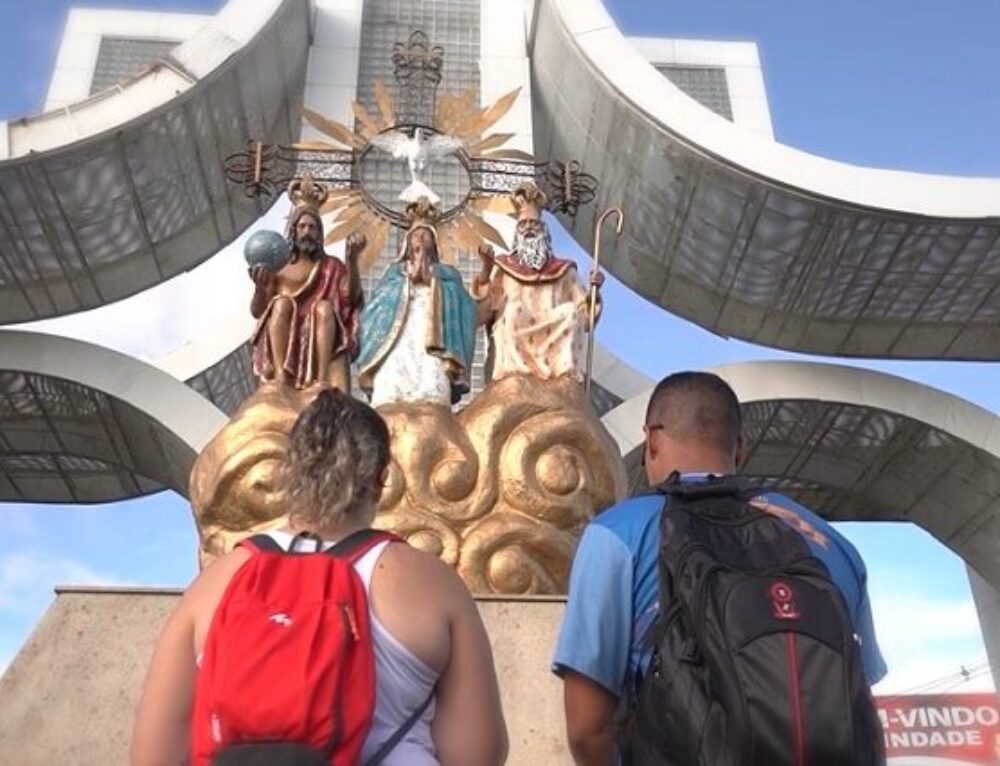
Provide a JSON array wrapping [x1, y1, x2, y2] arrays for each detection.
[[284, 516, 368, 543], [650, 449, 735, 484]]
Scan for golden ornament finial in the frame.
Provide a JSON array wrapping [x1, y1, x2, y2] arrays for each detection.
[[511, 182, 548, 221]]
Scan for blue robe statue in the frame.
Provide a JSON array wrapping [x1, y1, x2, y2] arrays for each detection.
[[357, 261, 477, 406]]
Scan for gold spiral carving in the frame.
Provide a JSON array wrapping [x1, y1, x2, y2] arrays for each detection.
[[189, 375, 627, 593], [376, 374, 626, 594]]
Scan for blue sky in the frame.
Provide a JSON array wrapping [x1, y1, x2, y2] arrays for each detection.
[[1, 0, 998, 695]]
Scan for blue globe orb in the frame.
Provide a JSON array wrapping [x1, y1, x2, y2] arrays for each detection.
[[244, 230, 291, 272]]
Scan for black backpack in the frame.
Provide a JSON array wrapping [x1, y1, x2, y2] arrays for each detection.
[[625, 475, 885, 766]]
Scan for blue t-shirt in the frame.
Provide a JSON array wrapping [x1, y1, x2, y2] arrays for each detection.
[[552, 484, 886, 699]]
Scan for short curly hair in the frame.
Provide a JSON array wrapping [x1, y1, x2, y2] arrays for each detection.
[[282, 388, 391, 529]]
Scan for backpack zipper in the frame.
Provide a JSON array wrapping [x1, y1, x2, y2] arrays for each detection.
[[323, 602, 354, 757], [785, 632, 806, 766], [341, 602, 359, 642]]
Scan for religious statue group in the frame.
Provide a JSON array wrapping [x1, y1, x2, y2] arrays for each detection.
[[248, 178, 603, 407]]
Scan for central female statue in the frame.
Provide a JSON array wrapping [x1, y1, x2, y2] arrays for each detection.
[[357, 199, 477, 407]]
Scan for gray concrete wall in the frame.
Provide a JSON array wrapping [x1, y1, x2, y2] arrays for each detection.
[[0, 588, 570, 765], [969, 566, 1000, 693]]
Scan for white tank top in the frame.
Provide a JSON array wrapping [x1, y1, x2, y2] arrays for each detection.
[[267, 531, 440, 765]]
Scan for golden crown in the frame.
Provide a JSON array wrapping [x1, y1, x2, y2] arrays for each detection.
[[287, 174, 329, 216], [404, 196, 442, 229]]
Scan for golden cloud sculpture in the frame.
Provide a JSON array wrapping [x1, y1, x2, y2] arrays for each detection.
[[190, 375, 627, 594]]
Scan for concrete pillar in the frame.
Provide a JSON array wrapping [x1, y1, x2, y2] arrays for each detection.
[[968, 566, 1000, 695]]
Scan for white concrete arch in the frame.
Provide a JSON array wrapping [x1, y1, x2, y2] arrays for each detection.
[[0, 330, 226, 503], [531, 0, 1000, 359], [0, 0, 309, 324], [601, 360, 1000, 589]]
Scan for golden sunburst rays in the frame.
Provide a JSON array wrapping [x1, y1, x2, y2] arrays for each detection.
[[435, 87, 478, 136], [287, 139, 345, 152], [476, 147, 535, 161], [313, 186, 388, 271], [463, 212, 508, 250], [372, 79, 396, 129], [437, 224, 461, 266], [318, 187, 361, 214], [441, 209, 509, 257], [471, 88, 521, 137], [470, 195, 518, 217], [467, 132, 515, 155], [440, 216, 479, 260], [302, 107, 365, 150], [358, 218, 391, 272], [322, 192, 369, 244], [299, 83, 528, 267], [435, 87, 525, 158], [352, 101, 382, 140]]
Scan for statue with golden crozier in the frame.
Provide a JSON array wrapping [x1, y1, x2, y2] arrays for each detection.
[[248, 176, 364, 391], [356, 198, 477, 408], [473, 182, 604, 383]]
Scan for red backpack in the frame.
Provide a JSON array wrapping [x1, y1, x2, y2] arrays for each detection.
[[191, 529, 419, 766]]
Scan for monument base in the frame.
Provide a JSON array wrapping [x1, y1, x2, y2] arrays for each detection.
[[0, 588, 570, 765]]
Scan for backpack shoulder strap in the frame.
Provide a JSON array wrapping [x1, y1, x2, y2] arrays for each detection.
[[657, 472, 755, 502], [238, 534, 285, 554], [364, 689, 434, 766], [327, 529, 403, 563]]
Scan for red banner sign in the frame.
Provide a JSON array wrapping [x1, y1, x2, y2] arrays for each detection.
[[876, 693, 1000, 764]]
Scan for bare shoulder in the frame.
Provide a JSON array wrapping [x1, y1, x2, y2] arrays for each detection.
[[378, 542, 474, 605], [182, 547, 253, 609]]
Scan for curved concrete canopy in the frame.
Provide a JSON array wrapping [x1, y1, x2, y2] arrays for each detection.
[[602, 360, 1000, 588], [0, 330, 226, 504], [0, 0, 309, 324], [531, 0, 1000, 360]]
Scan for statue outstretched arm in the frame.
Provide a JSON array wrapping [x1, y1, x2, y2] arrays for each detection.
[[472, 244, 497, 325], [345, 232, 366, 308]]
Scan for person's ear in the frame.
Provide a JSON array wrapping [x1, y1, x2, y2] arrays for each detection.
[[643, 427, 658, 467], [734, 434, 746, 470]]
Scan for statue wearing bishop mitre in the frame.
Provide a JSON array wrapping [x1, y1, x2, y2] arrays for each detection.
[[473, 183, 604, 383], [248, 176, 364, 391]]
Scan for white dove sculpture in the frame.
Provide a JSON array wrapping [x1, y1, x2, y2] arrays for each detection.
[[370, 127, 464, 205]]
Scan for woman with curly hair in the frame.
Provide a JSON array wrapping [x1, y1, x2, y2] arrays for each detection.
[[132, 388, 507, 766]]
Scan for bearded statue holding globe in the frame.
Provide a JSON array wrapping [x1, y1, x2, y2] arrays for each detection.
[[246, 175, 364, 390]]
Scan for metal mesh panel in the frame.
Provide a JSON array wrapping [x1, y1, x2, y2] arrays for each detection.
[[531, 3, 1000, 359], [354, 0, 486, 400], [656, 65, 733, 121], [0, 371, 195, 503], [185, 344, 255, 416], [589, 380, 623, 417], [91, 37, 180, 95], [0, 0, 309, 323]]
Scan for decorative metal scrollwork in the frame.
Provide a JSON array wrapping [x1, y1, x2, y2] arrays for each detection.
[[224, 140, 355, 201], [539, 160, 598, 218]]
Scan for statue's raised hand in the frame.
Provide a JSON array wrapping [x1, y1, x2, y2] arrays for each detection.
[[346, 232, 367, 262], [249, 265, 275, 291], [477, 243, 495, 277]]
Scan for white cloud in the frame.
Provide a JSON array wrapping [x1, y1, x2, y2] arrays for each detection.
[[16, 197, 291, 363], [0, 550, 125, 613], [869, 587, 994, 694]]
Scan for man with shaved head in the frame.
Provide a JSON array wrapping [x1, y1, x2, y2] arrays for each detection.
[[553, 371, 886, 765]]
